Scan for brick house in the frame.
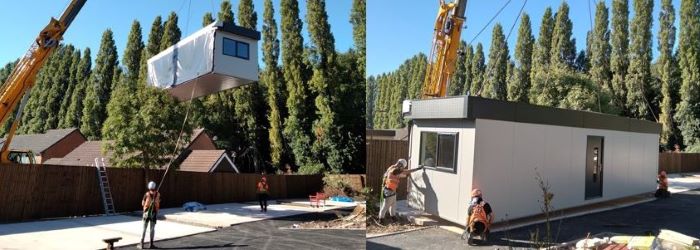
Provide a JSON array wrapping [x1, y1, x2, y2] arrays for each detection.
[[0, 128, 86, 164], [45, 129, 228, 171]]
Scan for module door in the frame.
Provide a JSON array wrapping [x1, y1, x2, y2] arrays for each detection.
[[585, 136, 604, 199]]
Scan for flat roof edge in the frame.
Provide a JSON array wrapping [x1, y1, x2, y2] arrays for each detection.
[[404, 96, 661, 135]]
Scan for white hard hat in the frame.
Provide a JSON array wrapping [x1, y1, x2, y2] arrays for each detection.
[[148, 181, 156, 190], [397, 159, 408, 168]]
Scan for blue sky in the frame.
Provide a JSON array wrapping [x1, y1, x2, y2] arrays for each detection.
[[0, 0, 355, 66], [368, 0, 682, 76]]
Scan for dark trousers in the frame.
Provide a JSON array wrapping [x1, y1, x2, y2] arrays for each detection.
[[258, 193, 268, 212], [141, 213, 157, 246]]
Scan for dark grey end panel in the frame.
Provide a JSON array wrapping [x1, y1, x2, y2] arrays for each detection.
[[516, 102, 584, 128], [582, 112, 630, 131], [468, 98, 515, 121], [630, 120, 662, 134]]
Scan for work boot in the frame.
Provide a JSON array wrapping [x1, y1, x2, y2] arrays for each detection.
[[390, 216, 399, 223]]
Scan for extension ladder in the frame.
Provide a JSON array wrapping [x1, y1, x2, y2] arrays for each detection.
[[95, 158, 116, 215]]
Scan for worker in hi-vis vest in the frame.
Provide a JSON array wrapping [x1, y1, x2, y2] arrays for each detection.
[[379, 159, 423, 223], [141, 181, 160, 249], [257, 176, 270, 212]]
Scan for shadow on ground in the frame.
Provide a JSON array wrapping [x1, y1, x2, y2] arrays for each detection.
[[118, 209, 364, 250], [368, 189, 700, 249]]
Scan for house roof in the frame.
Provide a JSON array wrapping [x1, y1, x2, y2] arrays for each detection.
[[179, 150, 239, 173], [44, 141, 112, 166], [0, 128, 83, 154], [404, 96, 661, 134], [44, 129, 214, 167]]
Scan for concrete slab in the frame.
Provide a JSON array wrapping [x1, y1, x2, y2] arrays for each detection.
[[159, 200, 357, 228], [117, 212, 365, 250], [0, 215, 213, 250], [668, 173, 700, 193]]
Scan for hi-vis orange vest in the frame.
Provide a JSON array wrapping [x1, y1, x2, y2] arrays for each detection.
[[385, 172, 400, 191], [257, 181, 269, 193], [468, 203, 490, 231]]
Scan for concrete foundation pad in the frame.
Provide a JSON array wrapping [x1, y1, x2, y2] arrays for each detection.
[[160, 200, 357, 228], [407, 215, 438, 226], [668, 173, 700, 193], [0, 215, 213, 250]]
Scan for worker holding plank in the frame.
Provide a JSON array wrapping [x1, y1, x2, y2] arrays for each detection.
[[379, 159, 423, 224], [140, 181, 161, 249]]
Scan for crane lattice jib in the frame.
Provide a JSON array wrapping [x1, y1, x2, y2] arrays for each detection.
[[0, 0, 86, 163], [422, 0, 467, 98]]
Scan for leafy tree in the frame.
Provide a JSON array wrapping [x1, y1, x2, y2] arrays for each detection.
[[159, 12, 181, 52], [529, 7, 554, 105], [626, 0, 654, 119], [103, 21, 144, 140], [469, 43, 485, 95], [107, 86, 191, 169], [460, 44, 474, 95], [508, 13, 534, 102], [589, 1, 612, 93], [483, 24, 508, 100], [20, 46, 63, 133], [549, 1, 575, 70], [121, 21, 144, 83], [448, 41, 468, 96], [675, 0, 700, 148], [658, 0, 680, 149], [138, 16, 162, 83], [234, 0, 268, 173], [63, 48, 91, 129], [0, 61, 18, 135], [307, 0, 343, 173], [611, 0, 630, 114], [58, 49, 81, 128], [281, 0, 315, 169], [262, 0, 287, 169], [218, 0, 235, 25], [42, 45, 75, 131], [366, 75, 376, 128], [351, 0, 366, 75], [574, 50, 588, 73], [81, 29, 118, 140], [202, 12, 214, 26]]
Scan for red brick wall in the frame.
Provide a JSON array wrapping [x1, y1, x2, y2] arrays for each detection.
[[40, 131, 86, 163]]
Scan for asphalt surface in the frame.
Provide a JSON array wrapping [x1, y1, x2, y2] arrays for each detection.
[[368, 189, 700, 249], [118, 211, 365, 250]]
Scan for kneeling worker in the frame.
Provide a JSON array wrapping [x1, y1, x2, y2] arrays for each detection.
[[655, 171, 670, 198], [379, 159, 423, 223], [141, 181, 161, 249], [463, 189, 494, 245]]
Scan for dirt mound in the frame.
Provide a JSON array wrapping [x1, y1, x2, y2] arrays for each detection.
[[290, 205, 366, 229], [366, 213, 427, 235]]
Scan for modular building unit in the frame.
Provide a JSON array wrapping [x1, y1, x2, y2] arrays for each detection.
[[403, 96, 661, 225], [147, 21, 260, 101]]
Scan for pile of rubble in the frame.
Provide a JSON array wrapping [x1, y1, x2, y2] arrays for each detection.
[[366, 214, 428, 235], [291, 205, 366, 229]]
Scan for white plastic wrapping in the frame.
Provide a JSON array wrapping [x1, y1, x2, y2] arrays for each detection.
[[147, 24, 216, 88], [146, 21, 260, 101]]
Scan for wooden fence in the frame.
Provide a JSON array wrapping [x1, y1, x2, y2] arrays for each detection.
[[0, 164, 323, 222], [659, 153, 700, 173], [366, 139, 409, 200]]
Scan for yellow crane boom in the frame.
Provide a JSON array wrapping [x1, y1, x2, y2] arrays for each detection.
[[422, 0, 467, 98], [0, 0, 87, 164]]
